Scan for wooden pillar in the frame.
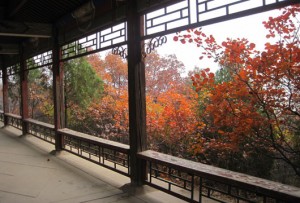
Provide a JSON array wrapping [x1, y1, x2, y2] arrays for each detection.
[[53, 26, 65, 151], [19, 44, 29, 135], [127, 0, 147, 185], [1, 58, 9, 126]]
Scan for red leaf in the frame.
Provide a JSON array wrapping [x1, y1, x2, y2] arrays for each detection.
[[249, 43, 256, 49], [194, 30, 201, 35], [222, 41, 227, 47], [195, 74, 200, 79]]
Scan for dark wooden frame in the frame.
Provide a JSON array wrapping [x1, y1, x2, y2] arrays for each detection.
[[0, 0, 300, 201]]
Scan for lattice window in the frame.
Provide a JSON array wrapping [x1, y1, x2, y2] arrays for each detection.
[[197, 0, 269, 21], [7, 64, 20, 76], [61, 22, 127, 60], [143, 0, 293, 38], [145, 1, 190, 36], [99, 22, 127, 48], [26, 50, 53, 70]]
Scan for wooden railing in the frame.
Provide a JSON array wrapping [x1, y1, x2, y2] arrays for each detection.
[[24, 118, 55, 144], [1, 115, 300, 202], [58, 128, 130, 177], [138, 150, 300, 203], [2, 115, 130, 177], [5, 113, 22, 129], [0, 110, 4, 122]]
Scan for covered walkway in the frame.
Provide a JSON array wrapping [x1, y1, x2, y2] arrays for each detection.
[[0, 124, 189, 203], [1, 1, 300, 202]]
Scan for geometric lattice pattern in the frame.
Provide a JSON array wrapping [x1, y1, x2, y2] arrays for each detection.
[[26, 50, 53, 70], [141, 152, 286, 203], [144, 1, 190, 36], [7, 63, 20, 76], [60, 129, 130, 176], [26, 120, 55, 144], [143, 0, 290, 38], [6, 114, 22, 130], [61, 22, 127, 60]]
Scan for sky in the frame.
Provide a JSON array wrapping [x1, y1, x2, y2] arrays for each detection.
[[155, 9, 282, 74]]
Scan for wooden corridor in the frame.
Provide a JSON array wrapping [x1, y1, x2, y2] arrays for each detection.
[[0, 124, 194, 203]]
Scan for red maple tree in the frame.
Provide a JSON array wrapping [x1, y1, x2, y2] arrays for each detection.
[[175, 5, 300, 176]]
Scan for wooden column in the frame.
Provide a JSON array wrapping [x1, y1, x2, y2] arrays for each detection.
[[52, 27, 65, 151], [19, 44, 29, 135], [127, 0, 147, 185], [1, 58, 9, 126]]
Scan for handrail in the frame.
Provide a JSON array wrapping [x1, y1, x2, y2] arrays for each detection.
[[1, 115, 299, 202], [58, 128, 129, 152], [4, 113, 22, 119], [5, 113, 22, 130], [2, 112, 300, 202], [24, 118, 55, 144], [138, 150, 300, 203], [58, 128, 130, 176], [24, 118, 55, 129]]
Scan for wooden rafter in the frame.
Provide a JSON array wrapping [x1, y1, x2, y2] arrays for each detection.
[[0, 21, 52, 38]]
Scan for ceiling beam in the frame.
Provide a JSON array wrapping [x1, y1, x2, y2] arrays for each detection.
[[0, 21, 52, 38]]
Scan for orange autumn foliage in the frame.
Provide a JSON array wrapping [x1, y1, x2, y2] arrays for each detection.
[[146, 87, 199, 155], [86, 51, 201, 153], [175, 5, 300, 175]]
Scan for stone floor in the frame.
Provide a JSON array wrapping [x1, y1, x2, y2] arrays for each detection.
[[0, 125, 193, 203]]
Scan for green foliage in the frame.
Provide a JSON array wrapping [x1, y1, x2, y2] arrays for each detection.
[[28, 65, 54, 123], [64, 56, 104, 129], [214, 66, 233, 84], [64, 57, 104, 109], [8, 73, 20, 114]]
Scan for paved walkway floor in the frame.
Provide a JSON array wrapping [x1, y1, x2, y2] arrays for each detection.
[[0, 125, 189, 203]]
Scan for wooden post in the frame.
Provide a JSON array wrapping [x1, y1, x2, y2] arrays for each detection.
[[1, 58, 9, 126], [19, 44, 29, 135], [127, 0, 147, 185], [52, 26, 65, 151]]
